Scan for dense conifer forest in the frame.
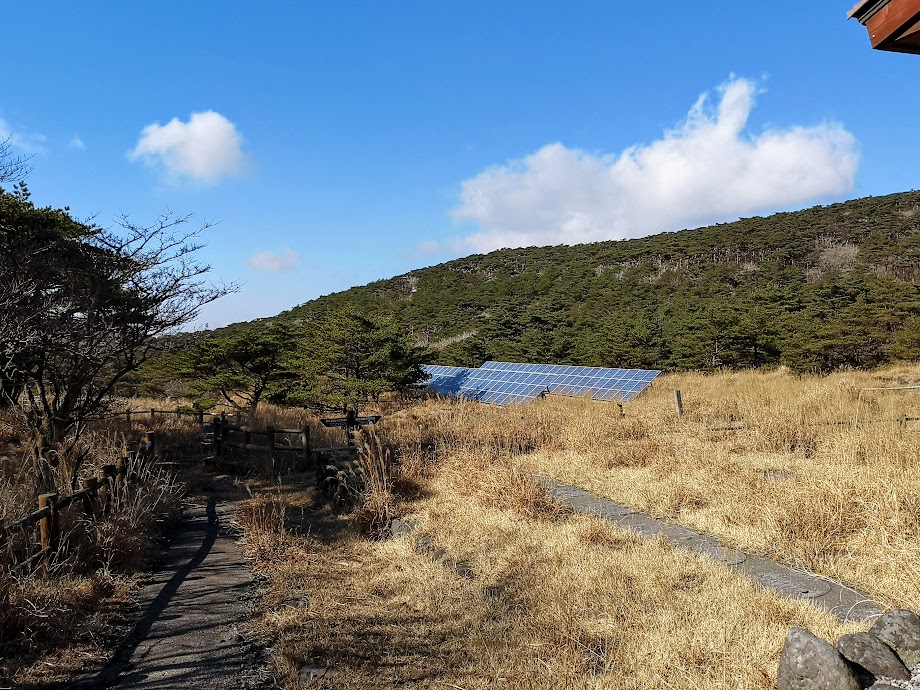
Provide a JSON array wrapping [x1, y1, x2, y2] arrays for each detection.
[[133, 190, 920, 394], [278, 191, 920, 373]]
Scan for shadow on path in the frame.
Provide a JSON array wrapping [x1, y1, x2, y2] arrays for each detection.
[[54, 498, 266, 690], [75, 500, 218, 688]]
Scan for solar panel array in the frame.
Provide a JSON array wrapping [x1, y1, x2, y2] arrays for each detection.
[[422, 361, 660, 406]]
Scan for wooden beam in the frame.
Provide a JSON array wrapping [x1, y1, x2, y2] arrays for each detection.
[[865, 0, 920, 48]]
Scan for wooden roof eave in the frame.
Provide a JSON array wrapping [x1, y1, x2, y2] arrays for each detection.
[[850, 0, 920, 55]]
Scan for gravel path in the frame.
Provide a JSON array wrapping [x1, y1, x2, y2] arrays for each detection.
[[71, 500, 268, 690]]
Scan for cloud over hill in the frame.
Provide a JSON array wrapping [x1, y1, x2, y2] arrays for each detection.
[[453, 77, 858, 252]]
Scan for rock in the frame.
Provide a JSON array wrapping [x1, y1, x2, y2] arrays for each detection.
[[870, 610, 920, 668], [453, 561, 474, 578], [285, 595, 310, 609], [298, 664, 340, 682], [482, 585, 503, 600], [415, 534, 432, 553], [867, 684, 901, 690], [837, 632, 911, 681], [777, 628, 860, 690], [389, 517, 414, 538]]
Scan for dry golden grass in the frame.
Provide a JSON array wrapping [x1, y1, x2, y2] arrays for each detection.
[[240, 372, 917, 689], [240, 453, 861, 690], [384, 366, 920, 612]]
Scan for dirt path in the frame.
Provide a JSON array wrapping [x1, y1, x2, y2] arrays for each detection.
[[71, 500, 268, 690]]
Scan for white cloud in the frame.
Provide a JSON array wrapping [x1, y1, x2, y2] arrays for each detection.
[[247, 248, 300, 272], [452, 77, 859, 252], [128, 110, 247, 183], [68, 135, 86, 150], [0, 117, 46, 154]]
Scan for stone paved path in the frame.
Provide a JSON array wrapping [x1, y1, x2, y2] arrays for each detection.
[[544, 479, 883, 622], [72, 500, 267, 690]]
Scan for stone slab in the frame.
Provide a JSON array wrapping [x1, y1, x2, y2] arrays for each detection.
[[542, 478, 882, 622]]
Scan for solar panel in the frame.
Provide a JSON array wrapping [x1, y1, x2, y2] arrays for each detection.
[[422, 361, 659, 406]]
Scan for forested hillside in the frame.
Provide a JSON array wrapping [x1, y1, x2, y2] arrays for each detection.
[[273, 191, 920, 372]]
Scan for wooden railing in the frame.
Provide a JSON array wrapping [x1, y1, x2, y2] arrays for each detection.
[[208, 417, 312, 473], [0, 443, 153, 577], [104, 408, 239, 426]]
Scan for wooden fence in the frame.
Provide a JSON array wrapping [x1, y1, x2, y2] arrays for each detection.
[[207, 416, 312, 473], [103, 408, 239, 426], [0, 438, 154, 577]]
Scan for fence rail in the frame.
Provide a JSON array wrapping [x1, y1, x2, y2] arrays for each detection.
[[101, 408, 240, 425], [0, 442, 154, 577], [705, 415, 920, 433], [207, 417, 312, 473]]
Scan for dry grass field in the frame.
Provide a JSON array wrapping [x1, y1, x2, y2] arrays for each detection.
[[490, 366, 920, 612], [6, 364, 917, 687], [240, 365, 920, 688]]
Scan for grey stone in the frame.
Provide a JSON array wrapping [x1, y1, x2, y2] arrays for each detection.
[[870, 610, 920, 668], [483, 585, 503, 600], [453, 561, 474, 578], [754, 570, 831, 600], [389, 517, 415, 538], [415, 534, 432, 553], [837, 632, 910, 681], [298, 664, 340, 681], [777, 628, 860, 690], [866, 684, 901, 690]]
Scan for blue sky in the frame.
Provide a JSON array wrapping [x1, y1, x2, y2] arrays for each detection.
[[2, 2, 918, 328]]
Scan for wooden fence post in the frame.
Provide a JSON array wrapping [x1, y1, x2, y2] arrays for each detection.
[[674, 390, 684, 418], [266, 426, 276, 476], [220, 413, 228, 460], [221, 416, 229, 460], [301, 425, 311, 470], [125, 410, 132, 426], [212, 417, 222, 463], [150, 408, 156, 421], [38, 492, 59, 578], [99, 465, 116, 514], [198, 409, 204, 428], [115, 457, 125, 495], [83, 477, 99, 518]]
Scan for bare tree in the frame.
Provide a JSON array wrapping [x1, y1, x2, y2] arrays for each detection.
[[0, 186, 237, 463], [0, 137, 32, 184]]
